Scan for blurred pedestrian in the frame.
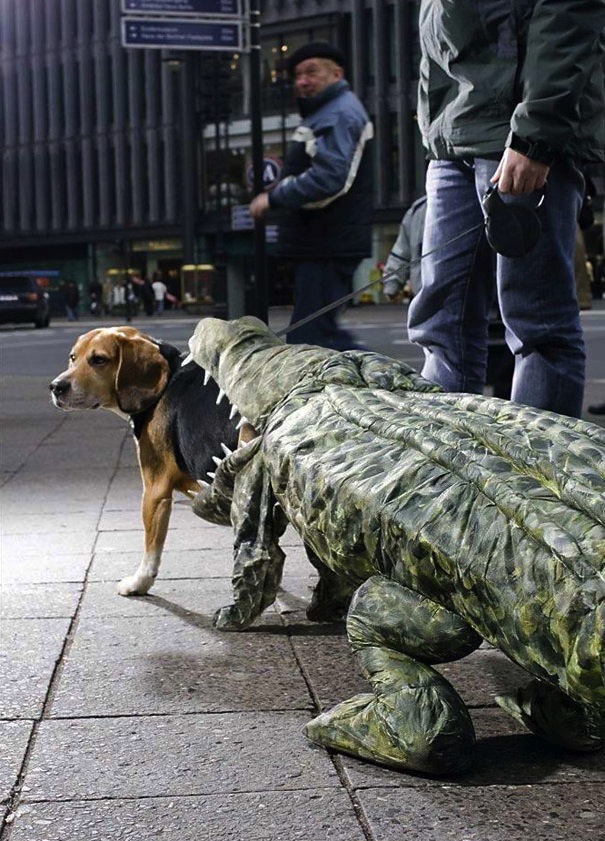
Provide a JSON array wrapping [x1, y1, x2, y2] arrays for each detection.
[[123, 276, 137, 323], [63, 280, 80, 321], [152, 274, 167, 316], [89, 277, 104, 316], [250, 41, 373, 350], [140, 276, 155, 316], [383, 196, 427, 302]]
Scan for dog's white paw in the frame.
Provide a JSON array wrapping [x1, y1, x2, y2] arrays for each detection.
[[117, 574, 155, 596]]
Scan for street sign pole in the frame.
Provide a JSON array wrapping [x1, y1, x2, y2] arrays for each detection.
[[121, 0, 268, 320], [248, 0, 268, 323], [180, 52, 196, 264]]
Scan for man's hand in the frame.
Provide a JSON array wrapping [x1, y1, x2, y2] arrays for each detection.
[[249, 192, 270, 218], [491, 148, 549, 195]]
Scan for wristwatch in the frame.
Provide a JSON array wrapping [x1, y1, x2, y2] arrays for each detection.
[[506, 132, 555, 165]]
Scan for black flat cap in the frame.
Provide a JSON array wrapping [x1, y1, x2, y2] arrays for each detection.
[[286, 41, 346, 76]]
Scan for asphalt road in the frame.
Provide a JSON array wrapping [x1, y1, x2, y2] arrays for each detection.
[[0, 306, 425, 379], [0, 303, 603, 421]]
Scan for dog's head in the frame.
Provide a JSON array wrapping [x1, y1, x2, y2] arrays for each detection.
[[49, 326, 171, 415]]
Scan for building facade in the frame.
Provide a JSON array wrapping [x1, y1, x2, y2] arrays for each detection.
[[0, 1, 431, 308]]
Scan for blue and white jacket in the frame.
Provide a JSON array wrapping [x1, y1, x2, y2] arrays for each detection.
[[268, 79, 374, 260]]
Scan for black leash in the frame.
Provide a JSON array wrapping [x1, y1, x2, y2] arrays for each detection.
[[276, 221, 484, 339]]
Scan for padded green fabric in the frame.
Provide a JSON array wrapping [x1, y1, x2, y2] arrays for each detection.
[[189, 316, 605, 774]]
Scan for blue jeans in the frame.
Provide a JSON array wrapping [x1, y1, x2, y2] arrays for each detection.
[[408, 158, 586, 417], [286, 259, 363, 351]]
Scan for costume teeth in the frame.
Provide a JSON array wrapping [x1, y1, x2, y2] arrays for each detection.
[[181, 353, 193, 366], [216, 389, 225, 405], [203, 370, 211, 386], [229, 404, 238, 420], [207, 471, 216, 480], [236, 416, 249, 430], [221, 443, 233, 457], [212, 456, 222, 467], [196, 479, 210, 488]]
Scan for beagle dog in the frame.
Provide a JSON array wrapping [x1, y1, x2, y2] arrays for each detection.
[[49, 326, 246, 596]]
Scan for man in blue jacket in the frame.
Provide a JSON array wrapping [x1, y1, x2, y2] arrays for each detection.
[[250, 42, 373, 350], [408, 1, 605, 419]]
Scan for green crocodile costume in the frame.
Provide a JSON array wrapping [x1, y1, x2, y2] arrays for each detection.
[[187, 316, 605, 775]]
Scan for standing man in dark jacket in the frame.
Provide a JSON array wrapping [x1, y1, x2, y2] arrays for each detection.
[[408, 1, 605, 418], [250, 41, 373, 350]]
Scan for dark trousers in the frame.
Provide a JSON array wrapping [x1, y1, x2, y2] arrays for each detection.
[[286, 259, 363, 350]]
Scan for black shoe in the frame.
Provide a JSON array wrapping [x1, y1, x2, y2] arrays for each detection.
[[587, 401, 605, 415]]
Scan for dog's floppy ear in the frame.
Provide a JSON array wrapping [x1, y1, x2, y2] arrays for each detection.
[[114, 332, 170, 414]]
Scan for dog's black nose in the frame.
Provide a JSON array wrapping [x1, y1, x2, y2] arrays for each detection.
[[50, 378, 69, 396]]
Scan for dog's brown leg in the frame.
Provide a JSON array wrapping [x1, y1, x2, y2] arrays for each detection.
[[117, 477, 174, 596], [117, 459, 200, 596]]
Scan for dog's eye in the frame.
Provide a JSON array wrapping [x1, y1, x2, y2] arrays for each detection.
[[69, 353, 76, 363], [89, 354, 108, 366]]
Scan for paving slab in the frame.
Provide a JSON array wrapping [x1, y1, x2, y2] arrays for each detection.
[[23, 712, 340, 801], [0, 582, 82, 619], [50, 613, 311, 717], [75, 578, 304, 624], [290, 631, 370, 709], [278, 567, 328, 593], [10, 789, 367, 841], [44, 427, 124, 446], [87, 547, 234, 583], [97, 503, 195, 532], [0, 553, 91, 584], [357, 782, 605, 841], [0, 720, 33, 805], [89, 535, 309, 583], [0, 478, 109, 515], [102, 468, 144, 512], [0, 511, 100, 536], [77, 578, 238, 619], [94, 525, 240, 554], [17, 442, 123, 472], [2, 529, 97, 559], [0, 617, 71, 718]]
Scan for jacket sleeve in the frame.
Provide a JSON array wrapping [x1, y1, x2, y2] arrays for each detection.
[[269, 114, 373, 211], [511, 0, 605, 147]]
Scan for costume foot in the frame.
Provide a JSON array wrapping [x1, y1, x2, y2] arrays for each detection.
[[306, 583, 351, 622], [305, 687, 475, 775], [306, 600, 347, 622], [496, 681, 604, 752], [213, 603, 253, 631]]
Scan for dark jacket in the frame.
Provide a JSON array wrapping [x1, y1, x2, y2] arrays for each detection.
[[268, 79, 374, 260], [417, 0, 605, 162]]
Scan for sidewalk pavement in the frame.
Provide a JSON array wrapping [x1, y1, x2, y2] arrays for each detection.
[[1, 331, 604, 840]]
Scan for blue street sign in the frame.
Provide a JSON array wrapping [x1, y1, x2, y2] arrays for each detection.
[[122, 0, 242, 16], [122, 17, 245, 51], [246, 158, 282, 189]]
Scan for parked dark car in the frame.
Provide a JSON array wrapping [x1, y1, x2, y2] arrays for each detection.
[[0, 274, 51, 328]]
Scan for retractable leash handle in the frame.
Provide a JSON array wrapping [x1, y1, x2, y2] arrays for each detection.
[[482, 184, 545, 258]]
